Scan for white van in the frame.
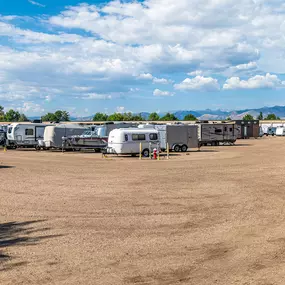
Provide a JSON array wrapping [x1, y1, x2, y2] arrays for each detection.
[[108, 128, 159, 157], [276, 126, 285, 136], [7, 123, 52, 148]]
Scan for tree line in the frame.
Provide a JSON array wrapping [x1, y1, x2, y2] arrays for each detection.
[[93, 112, 197, 121], [242, 112, 280, 121], [0, 104, 282, 123], [0, 105, 28, 122]]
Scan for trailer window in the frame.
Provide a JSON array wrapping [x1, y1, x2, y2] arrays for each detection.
[[132, 134, 145, 141], [215, 129, 222, 133], [149, 133, 158, 140], [224, 127, 227, 131], [25, 129, 34, 136], [229, 128, 233, 132], [8, 127, 12, 134], [125, 134, 128, 141]]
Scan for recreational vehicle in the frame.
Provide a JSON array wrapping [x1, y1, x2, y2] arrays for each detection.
[[276, 126, 285, 136], [43, 124, 86, 149], [6, 123, 52, 148], [138, 124, 199, 152], [108, 128, 159, 157], [198, 123, 239, 146]]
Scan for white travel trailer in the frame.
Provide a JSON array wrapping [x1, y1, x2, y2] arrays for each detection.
[[43, 124, 86, 149], [138, 124, 199, 152], [276, 126, 285, 136], [108, 128, 159, 157], [7, 123, 52, 148]]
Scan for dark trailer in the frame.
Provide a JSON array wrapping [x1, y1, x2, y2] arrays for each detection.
[[235, 120, 259, 139]]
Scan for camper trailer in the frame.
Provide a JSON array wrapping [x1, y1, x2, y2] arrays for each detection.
[[198, 123, 239, 146], [6, 123, 52, 148], [43, 124, 86, 149], [276, 126, 285, 136], [138, 124, 199, 152], [108, 128, 159, 157]]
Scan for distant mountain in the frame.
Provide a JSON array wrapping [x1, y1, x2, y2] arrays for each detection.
[[28, 105, 285, 122]]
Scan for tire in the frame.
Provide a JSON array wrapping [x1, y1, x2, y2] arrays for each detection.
[[181, 144, 188, 152], [142, 149, 149, 157], [173, 145, 180, 152]]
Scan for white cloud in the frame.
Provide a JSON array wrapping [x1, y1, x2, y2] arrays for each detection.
[[17, 102, 44, 113], [116, 106, 125, 113], [153, 89, 174, 97], [223, 73, 285, 90], [138, 73, 172, 84], [138, 73, 153, 80], [188, 70, 203, 76], [83, 93, 112, 100], [233, 62, 258, 71], [28, 0, 46, 8], [174, 76, 220, 91]]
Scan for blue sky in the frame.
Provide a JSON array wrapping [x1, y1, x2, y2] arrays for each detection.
[[1, 0, 285, 116]]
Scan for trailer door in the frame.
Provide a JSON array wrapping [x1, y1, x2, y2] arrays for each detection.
[[188, 126, 198, 148], [35, 126, 45, 141]]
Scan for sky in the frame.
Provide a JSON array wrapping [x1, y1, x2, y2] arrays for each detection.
[[1, 0, 285, 117]]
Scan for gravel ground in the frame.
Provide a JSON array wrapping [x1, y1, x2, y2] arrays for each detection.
[[1, 137, 285, 284]]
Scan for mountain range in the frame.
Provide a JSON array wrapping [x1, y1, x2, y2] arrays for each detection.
[[29, 105, 285, 121]]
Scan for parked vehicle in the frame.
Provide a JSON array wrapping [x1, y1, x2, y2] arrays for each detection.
[[275, 126, 285, 136], [6, 123, 52, 148], [198, 123, 239, 146], [138, 124, 199, 152], [43, 124, 86, 149], [64, 129, 108, 151], [108, 128, 159, 157], [267, 127, 277, 136]]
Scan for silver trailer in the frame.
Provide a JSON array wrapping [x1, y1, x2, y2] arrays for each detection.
[[43, 124, 86, 149], [198, 123, 239, 146], [138, 124, 199, 152], [155, 124, 199, 152]]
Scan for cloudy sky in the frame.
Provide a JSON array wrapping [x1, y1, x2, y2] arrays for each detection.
[[1, 0, 285, 116]]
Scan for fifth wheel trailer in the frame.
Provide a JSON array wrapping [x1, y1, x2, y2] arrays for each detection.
[[198, 123, 239, 146]]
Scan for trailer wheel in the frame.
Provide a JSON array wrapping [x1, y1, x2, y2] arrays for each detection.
[[181, 144, 188, 152], [142, 149, 150, 157], [173, 145, 181, 152]]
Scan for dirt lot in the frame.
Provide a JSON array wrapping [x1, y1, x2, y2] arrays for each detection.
[[1, 137, 285, 284]]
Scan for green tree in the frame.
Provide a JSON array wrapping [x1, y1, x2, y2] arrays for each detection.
[[264, 113, 280, 120], [4, 109, 21, 122], [226, 117, 232, 120], [41, 110, 70, 122], [41, 113, 57, 122], [183, 114, 197, 121], [93, 112, 108, 121], [242, 114, 254, 121], [0, 105, 4, 116], [18, 114, 29, 122], [107, 113, 125, 121], [257, 112, 263, 120], [131, 113, 145, 121], [148, 112, 160, 121], [160, 113, 178, 121]]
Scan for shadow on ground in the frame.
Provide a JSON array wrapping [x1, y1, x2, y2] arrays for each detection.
[[0, 220, 62, 271], [0, 165, 15, 169]]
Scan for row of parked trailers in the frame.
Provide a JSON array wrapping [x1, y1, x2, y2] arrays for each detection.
[[0, 121, 261, 155]]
